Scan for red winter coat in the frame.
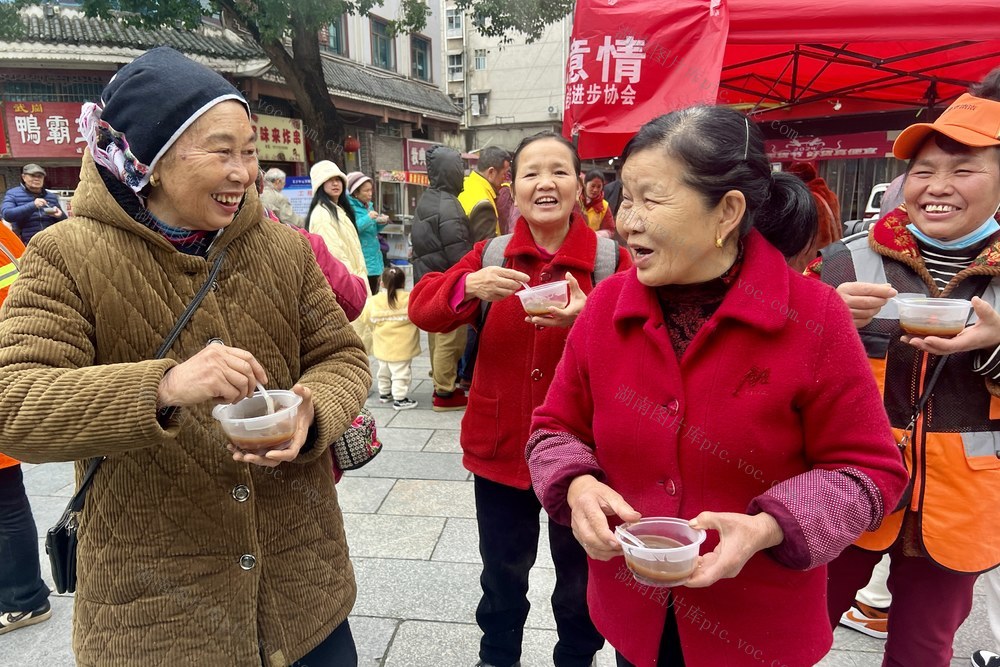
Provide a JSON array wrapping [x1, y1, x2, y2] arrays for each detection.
[[529, 231, 906, 666], [408, 214, 632, 488]]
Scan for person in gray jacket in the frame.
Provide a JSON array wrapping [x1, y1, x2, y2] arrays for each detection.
[[410, 146, 472, 411]]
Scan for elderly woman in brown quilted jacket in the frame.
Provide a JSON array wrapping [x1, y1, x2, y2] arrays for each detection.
[[0, 48, 370, 667]]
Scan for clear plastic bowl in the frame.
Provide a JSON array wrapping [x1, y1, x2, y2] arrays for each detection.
[[615, 517, 707, 587], [516, 280, 569, 316], [211, 390, 301, 452], [894, 294, 972, 338]]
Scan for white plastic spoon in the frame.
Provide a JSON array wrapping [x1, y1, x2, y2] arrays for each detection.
[[257, 383, 275, 415], [617, 528, 648, 549]]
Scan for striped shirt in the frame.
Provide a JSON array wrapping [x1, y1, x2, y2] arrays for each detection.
[[916, 239, 1000, 379]]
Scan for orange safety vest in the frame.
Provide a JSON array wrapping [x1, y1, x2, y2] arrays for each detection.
[[0, 225, 25, 469], [816, 211, 1000, 573]]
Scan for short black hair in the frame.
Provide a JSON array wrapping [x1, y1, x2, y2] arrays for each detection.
[[584, 170, 605, 184], [511, 131, 581, 181], [477, 146, 511, 174]]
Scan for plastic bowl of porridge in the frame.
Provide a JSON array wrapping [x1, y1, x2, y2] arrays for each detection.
[[212, 390, 301, 452], [894, 294, 972, 338], [516, 280, 569, 316], [616, 517, 706, 587]]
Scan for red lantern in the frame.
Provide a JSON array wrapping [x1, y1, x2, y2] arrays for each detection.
[[344, 135, 360, 154]]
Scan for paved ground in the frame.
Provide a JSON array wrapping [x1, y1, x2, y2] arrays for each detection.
[[0, 340, 993, 666]]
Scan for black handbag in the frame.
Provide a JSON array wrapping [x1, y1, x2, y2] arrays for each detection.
[[45, 248, 227, 594]]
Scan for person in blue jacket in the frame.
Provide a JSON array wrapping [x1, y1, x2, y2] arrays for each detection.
[[346, 171, 389, 293], [1, 164, 66, 244]]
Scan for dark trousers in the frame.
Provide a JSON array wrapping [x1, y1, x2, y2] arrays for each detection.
[[274, 619, 356, 667], [615, 603, 685, 667], [367, 275, 380, 294], [827, 540, 978, 667], [0, 465, 49, 613], [458, 325, 478, 383], [474, 475, 604, 667]]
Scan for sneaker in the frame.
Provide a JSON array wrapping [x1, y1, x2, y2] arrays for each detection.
[[393, 398, 418, 411], [0, 600, 52, 636], [973, 650, 1000, 667], [378, 394, 391, 404], [432, 389, 467, 412], [839, 601, 888, 639]]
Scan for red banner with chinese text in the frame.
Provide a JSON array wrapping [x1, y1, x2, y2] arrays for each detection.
[[564, 0, 730, 159], [5, 102, 85, 159]]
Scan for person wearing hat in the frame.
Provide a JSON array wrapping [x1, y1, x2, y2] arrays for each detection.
[[307, 161, 369, 294], [1, 163, 65, 244], [814, 71, 1000, 665], [345, 171, 390, 294], [0, 46, 370, 666]]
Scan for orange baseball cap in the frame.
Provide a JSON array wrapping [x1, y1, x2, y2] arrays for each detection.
[[893, 93, 1000, 159]]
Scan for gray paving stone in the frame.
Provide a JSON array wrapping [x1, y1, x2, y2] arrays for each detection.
[[381, 619, 619, 667], [343, 513, 446, 560], [432, 517, 555, 570], [29, 494, 73, 538], [346, 615, 398, 667], [336, 476, 396, 514], [349, 451, 468, 481], [387, 409, 465, 430], [366, 405, 399, 427], [423, 430, 462, 454], [21, 461, 75, 496], [0, 594, 75, 667], [379, 480, 476, 518], [377, 427, 434, 452], [816, 649, 882, 666]]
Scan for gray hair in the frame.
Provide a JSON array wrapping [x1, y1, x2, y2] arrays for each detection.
[[264, 168, 286, 183]]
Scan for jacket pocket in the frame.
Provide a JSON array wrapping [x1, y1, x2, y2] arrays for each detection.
[[462, 392, 500, 459], [961, 431, 1000, 471]]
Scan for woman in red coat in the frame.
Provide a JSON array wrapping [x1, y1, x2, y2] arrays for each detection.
[[409, 132, 632, 667], [526, 107, 908, 667]]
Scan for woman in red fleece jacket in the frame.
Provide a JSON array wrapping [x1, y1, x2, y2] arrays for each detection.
[[409, 132, 631, 667], [526, 107, 907, 667]]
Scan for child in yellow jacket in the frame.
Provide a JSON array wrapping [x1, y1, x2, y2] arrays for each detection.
[[361, 266, 422, 410]]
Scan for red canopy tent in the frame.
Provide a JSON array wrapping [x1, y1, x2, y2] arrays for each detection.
[[565, 0, 1000, 159]]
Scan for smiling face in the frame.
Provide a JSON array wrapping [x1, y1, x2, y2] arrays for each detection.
[[146, 101, 256, 231], [355, 180, 373, 205], [904, 138, 1000, 241], [512, 138, 581, 229], [619, 148, 742, 286], [323, 177, 344, 200]]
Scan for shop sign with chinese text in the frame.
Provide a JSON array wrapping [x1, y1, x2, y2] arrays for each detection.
[[404, 139, 440, 173], [251, 113, 305, 163], [765, 132, 896, 162], [5, 102, 85, 158]]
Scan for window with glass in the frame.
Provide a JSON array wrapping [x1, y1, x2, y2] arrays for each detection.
[[446, 8, 463, 38], [474, 49, 487, 70], [448, 54, 464, 82], [323, 16, 347, 55], [411, 36, 431, 81], [371, 18, 396, 71]]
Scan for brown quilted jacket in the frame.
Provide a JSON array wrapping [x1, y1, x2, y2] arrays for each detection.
[[0, 155, 371, 666]]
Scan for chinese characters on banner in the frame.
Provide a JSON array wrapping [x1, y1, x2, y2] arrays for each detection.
[[250, 113, 305, 163], [4, 102, 85, 158], [765, 132, 895, 162], [563, 0, 730, 159], [404, 139, 440, 173]]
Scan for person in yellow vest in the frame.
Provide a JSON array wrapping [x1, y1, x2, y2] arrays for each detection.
[[459, 146, 510, 243], [581, 169, 615, 237], [0, 225, 51, 636], [812, 79, 1000, 666]]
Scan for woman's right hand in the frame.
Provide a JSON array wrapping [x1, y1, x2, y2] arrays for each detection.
[[157, 343, 268, 408], [835, 282, 897, 328], [567, 474, 641, 560], [463, 266, 531, 303]]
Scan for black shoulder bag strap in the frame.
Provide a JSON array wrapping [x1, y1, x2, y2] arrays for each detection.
[[65, 247, 228, 512]]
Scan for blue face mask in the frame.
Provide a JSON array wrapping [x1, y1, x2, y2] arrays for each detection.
[[907, 215, 1000, 251]]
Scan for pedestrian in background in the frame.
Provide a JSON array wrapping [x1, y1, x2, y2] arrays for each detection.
[[1, 164, 65, 244], [260, 167, 304, 227], [361, 265, 421, 411], [460, 145, 510, 241], [582, 169, 615, 237], [346, 171, 390, 294]]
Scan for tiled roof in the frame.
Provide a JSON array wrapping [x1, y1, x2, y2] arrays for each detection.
[[21, 11, 261, 59], [320, 57, 461, 118], [16, 8, 461, 119]]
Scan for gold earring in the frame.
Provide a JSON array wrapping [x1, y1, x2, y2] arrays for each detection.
[[715, 236, 724, 249], [149, 173, 160, 187]]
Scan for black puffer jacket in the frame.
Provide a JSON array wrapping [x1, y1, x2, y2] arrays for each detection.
[[411, 146, 471, 282]]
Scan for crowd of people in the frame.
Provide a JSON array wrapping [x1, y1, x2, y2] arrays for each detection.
[[1, 44, 1000, 667]]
